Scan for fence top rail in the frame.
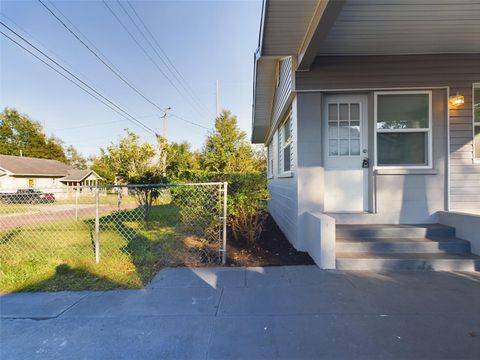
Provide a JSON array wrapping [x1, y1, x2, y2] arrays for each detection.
[[0, 182, 227, 193], [105, 182, 226, 188]]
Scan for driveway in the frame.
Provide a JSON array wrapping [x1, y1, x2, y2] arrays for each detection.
[[1, 266, 479, 359]]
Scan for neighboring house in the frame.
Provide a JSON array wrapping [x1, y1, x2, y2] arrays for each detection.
[[252, 0, 480, 270], [0, 154, 102, 191]]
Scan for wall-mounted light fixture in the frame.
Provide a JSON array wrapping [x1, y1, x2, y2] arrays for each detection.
[[449, 93, 465, 107]]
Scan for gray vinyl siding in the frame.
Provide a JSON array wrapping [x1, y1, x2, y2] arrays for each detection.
[[449, 86, 480, 211], [296, 54, 480, 215], [318, 0, 480, 56], [270, 57, 294, 134], [267, 127, 298, 247], [265, 57, 299, 246]]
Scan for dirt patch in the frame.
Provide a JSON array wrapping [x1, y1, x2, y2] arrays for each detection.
[[226, 215, 314, 267]]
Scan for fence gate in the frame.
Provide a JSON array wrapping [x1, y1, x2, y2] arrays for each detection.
[[98, 183, 228, 265], [0, 182, 228, 271]]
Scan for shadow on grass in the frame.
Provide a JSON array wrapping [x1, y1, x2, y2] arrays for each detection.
[[17, 264, 125, 292], [0, 228, 21, 244], [84, 204, 190, 286]]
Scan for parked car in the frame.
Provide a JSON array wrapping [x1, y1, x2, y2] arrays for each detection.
[[0, 189, 56, 204]]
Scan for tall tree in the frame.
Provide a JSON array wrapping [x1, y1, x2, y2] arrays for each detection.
[[0, 107, 66, 162], [201, 110, 260, 172], [165, 141, 200, 178], [90, 130, 160, 184], [65, 145, 87, 169]]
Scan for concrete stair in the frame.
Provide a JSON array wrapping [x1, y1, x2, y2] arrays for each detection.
[[336, 224, 480, 271]]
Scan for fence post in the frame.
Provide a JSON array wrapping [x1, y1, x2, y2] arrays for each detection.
[[94, 187, 100, 263], [75, 187, 79, 221], [222, 182, 228, 264]]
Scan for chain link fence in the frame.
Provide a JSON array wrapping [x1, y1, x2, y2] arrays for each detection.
[[0, 183, 227, 270]]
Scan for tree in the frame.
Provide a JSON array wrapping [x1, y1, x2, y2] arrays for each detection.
[[165, 141, 200, 178], [0, 107, 66, 162], [91, 129, 160, 184], [90, 130, 164, 220], [65, 145, 87, 169], [201, 110, 261, 172]]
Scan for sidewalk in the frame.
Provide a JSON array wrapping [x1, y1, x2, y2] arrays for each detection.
[[1, 266, 479, 359]]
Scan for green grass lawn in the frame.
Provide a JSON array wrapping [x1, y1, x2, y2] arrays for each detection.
[[0, 204, 40, 214], [0, 204, 219, 292]]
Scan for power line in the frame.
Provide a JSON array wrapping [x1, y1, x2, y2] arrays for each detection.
[[37, 0, 169, 114], [123, 0, 211, 117], [170, 114, 211, 131], [0, 22, 156, 135], [103, 0, 209, 122]]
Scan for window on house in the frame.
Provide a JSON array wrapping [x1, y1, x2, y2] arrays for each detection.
[[474, 84, 480, 161], [267, 142, 274, 178], [278, 112, 293, 174], [375, 92, 432, 167], [28, 178, 34, 188]]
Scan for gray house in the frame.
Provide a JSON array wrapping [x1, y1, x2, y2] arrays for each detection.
[[252, 0, 480, 271]]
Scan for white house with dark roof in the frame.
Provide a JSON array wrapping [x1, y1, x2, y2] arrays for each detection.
[[0, 154, 102, 191]]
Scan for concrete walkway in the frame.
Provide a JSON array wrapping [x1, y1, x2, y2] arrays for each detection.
[[1, 266, 479, 359]]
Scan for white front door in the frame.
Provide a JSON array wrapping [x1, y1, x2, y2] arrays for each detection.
[[323, 95, 369, 212]]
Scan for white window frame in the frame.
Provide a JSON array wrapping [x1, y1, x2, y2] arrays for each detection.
[[374, 90, 433, 170], [267, 141, 274, 179], [278, 111, 293, 177], [473, 83, 480, 163]]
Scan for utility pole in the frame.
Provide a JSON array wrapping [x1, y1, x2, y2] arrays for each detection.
[[160, 107, 171, 177], [216, 80, 220, 118]]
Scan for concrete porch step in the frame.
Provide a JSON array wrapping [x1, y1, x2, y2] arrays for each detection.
[[336, 224, 455, 240], [336, 253, 480, 271], [336, 237, 471, 254]]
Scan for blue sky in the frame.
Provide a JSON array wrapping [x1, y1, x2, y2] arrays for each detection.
[[0, 0, 262, 157]]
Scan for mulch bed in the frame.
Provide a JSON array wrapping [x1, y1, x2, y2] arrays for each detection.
[[226, 214, 314, 267]]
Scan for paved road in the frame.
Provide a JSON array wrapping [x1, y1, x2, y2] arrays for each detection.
[[1, 266, 479, 359], [0, 203, 138, 231]]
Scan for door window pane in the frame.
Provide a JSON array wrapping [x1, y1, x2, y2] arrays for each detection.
[[350, 121, 360, 138], [329, 140, 338, 156], [377, 94, 429, 129], [350, 103, 360, 120], [340, 140, 349, 155], [377, 132, 427, 165], [351, 139, 360, 155], [328, 122, 338, 138], [328, 104, 338, 120], [339, 121, 349, 139], [339, 104, 349, 120]]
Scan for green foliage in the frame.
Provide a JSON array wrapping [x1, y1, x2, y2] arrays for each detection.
[[175, 170, 269, 244], [165, 141, 200, 178], [65, 145, 87, 170], [0, 107, 67, 162], [90, 130, 160, 184], [201, 110, 263, 172]]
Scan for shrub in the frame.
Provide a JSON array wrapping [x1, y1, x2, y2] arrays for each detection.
[[173, 170, 269, 244]]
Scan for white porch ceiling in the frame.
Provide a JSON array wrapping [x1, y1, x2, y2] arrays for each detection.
[[317, 0, 480, 55]]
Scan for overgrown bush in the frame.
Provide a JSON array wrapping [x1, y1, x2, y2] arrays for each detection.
[[174, 170, 269, 244]]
